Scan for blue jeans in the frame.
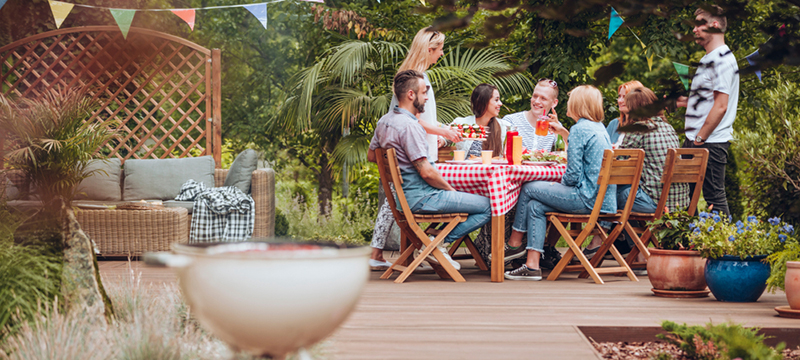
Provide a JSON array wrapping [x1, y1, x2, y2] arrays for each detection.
[[617, 185, 657, 213], [411, 191, 492, 243], [512, 181, 592, 252]]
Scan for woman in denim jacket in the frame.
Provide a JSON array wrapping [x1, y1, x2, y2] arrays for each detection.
[[503, 85, 616, 280]]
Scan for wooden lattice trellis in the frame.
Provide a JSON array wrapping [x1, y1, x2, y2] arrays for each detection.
[[0, 26, 222, 166]]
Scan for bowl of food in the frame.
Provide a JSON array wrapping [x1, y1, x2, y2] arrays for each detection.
[[144, 241, 370, 359]]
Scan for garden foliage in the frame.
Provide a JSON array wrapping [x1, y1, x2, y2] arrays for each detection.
[[0, 209, 62, 342], [0, 88, 117, 206], [690, 211, 793, 259], [766, 232, 800, 292], [647, 209, 697, 250], [659, 320, 784, 360], [736, 78, 800, 225]]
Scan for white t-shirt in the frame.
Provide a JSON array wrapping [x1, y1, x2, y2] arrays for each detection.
[[685, 44, 739, 143], [390, 72, 439, 161]]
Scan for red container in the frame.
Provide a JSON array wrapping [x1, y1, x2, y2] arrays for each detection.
[[506, 128, 518, 164]]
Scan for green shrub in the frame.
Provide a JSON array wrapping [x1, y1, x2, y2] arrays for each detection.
[[658, 320, 784, 360], [736, 78, 800, 224], [0, 215, 62, 342], [274, 209, 289, 237], [275, 181, 375, 245]]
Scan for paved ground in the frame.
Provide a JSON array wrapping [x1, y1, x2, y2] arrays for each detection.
[[99, 254, 800, 360]]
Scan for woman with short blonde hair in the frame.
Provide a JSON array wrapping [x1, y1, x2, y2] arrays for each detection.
[[503, 84, 616, 280]]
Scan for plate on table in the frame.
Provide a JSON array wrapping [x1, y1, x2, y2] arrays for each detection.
[[491, 159, 509, 164], [445, 160, 481, 165], [522, 161, 556, 166]]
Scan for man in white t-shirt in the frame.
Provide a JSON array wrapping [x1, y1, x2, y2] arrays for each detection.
[[677, 5, 739, 215]]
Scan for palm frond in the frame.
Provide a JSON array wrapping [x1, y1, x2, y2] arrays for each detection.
[[331, 133, 371, 167]]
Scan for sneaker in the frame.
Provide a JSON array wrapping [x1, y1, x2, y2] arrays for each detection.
[[369, 259, 393, 271], [504, 264, 542, 281], [540, 246, 562, 270], [424, 238, 461, 271], [572, 246, 599, 263], [504, 243, 527, 261]]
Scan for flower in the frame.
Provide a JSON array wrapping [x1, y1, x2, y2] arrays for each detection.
[[708, 226, 715, 232], [712, 210, 719, 215], [779, 234, 788, 243], [747, 215, 758, 223], [728, 235, 735, 242], [713, 214, 722, 223], [783, 224, 795, 234], [693, 228, 701, 234], [768, 217, 781, 226], [736, 220, 745, 229], [699, 212, 709, 219], [737, 229, 744, 234], [689, 223, 696, 229]]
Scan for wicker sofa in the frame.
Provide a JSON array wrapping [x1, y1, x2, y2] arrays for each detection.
[[4, 156, 275, 256]]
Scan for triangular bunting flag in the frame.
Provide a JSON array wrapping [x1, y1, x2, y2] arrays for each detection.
[[0, 0, 7, 11], [647, 53, 654, 72], [746, 50, 762, 82], [608, 7, 624, 40], [243, 3, 267, 29], [673, 62, 690, 90], [171, 9, 196, 30], [49, 1, 74, 29], [110, 9, 136, 39]]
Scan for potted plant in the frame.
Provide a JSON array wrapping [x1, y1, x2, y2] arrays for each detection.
[[764, 218, 800, 314], [646, 209, 708, 298], [691, 212, 786, 302]]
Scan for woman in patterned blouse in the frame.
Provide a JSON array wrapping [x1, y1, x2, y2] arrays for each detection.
[[503, 85, 615, 281]]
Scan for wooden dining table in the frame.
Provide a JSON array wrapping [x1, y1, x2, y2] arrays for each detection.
[[435, 161, 567, 282]]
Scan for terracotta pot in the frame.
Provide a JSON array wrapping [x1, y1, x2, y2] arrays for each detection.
[[647, 249, 707, 291], [787, 261, 800, 310]]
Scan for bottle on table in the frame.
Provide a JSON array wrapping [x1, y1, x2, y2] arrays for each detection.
[[505, 126, 518, 165]]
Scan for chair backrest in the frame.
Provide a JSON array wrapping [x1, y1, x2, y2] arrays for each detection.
[[374, 148, 425, 238], [655, 148, 709, 216], [588, 149, 645, 226]]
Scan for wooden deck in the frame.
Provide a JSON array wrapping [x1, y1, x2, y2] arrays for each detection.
[[99, 256, 800, 360]]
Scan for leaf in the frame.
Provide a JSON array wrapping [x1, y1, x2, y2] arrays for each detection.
[[592, 61, 626, 87]]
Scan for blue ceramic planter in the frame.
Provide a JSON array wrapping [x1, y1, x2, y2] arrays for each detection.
[[705, 255, 770, 302]]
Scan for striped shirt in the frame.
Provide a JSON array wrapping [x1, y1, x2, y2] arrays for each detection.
[[504, 111, 556, 152]]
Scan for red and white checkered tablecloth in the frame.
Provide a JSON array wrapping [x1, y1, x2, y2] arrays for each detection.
[[436, 163, 567, 217]]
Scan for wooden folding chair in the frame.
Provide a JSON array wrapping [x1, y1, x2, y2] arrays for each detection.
[[622, 148, 709, 269], [374, 148, 476, 283], [546, 149, 645, 284]]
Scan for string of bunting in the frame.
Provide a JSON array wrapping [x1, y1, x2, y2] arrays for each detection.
[[44, 0, 321, 38], [607, 6, 764, 89]]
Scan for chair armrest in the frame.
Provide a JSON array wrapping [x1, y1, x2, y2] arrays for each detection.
[[250, 168, 275, 238]]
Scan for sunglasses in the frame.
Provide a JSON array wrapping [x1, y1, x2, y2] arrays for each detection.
[[538, 78, 558, 88], [429, 30, 440, 41]]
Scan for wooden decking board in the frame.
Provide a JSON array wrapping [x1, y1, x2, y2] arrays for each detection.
[[99, 260, 799, 360]]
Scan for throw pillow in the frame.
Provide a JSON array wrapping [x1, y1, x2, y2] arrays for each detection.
[[75, 158, 123, 201], [123, 156, 215, 200], [223, 149, 258, 194]]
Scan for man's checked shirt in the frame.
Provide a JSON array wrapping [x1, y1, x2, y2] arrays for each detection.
[[620, 117, 690, 212]]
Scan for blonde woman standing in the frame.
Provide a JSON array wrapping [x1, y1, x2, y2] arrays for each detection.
[[369, 27, 462, 269]]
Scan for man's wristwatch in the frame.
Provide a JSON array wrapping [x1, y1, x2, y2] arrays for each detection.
[[695, 135, 705, 144]]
